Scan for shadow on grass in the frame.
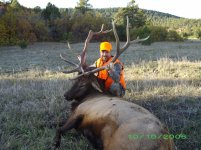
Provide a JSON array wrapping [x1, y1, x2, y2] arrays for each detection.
[[1, 77, 201, 149], [126, 78, 201, 88], [134, 97, 201, 150], [125, 79, 201, 150]]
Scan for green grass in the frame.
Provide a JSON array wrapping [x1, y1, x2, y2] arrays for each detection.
[[1, 41, 201, 149]]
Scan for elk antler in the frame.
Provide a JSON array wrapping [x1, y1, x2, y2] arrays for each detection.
[[71, 16, 149, 79], [61, 17, 149, 79], [111, 16, 150, 63], [60, 25, 112, 75]]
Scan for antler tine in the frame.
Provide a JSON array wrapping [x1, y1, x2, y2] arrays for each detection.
[[60, 53, 82, 74], [111, 16, 130, 63], [69, 65, 108, 80], [130, 35, 150, 44], [111, 16, 149, 63], [111, 20, 120, 63], [81, 25, 112, 67], [61, 66, 80, 74], [121, 16, 131, 51], [60, 53, 78, 67], [67, 41, 86, 73], [67, 42, 80, 57], [94, 24, 113, 35], [76, 55, 85, 73], [60, 42, 81, 74]]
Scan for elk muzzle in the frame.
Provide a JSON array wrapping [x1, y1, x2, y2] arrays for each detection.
[[64, 92, 73, 101]]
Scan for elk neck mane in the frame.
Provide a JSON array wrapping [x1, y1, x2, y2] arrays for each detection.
[[69, 75, 113, 111]]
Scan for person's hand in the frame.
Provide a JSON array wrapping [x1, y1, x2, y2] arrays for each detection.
[[106, 62, 114, 71]]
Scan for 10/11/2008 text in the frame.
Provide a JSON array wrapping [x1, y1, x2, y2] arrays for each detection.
[[128, 133, 187, 140]]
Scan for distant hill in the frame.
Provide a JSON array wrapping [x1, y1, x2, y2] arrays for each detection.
[[94, 7, 181, 20], [143, 9, 181, 19]]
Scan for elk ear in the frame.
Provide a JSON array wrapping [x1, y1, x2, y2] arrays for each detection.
[[91, 76, 103, 93]]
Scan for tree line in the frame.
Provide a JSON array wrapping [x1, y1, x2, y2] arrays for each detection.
[[0, 0, 200, 47]]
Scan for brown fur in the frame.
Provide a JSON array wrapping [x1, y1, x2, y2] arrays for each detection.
[[53, 95, 174, 150], [52, 75, 175, 150]]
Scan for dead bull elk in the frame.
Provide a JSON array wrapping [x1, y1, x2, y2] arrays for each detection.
[[52, 17, 174, 150]]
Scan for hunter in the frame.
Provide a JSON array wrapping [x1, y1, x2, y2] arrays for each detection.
[[94, 41, 126, 97]]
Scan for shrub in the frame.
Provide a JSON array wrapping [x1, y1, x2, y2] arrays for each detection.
[[33, 21, 49, 41], [167, 30, 183, 41], [18, 40, 28, 49], [149, 26, 168, 41], [0, 22, 9, 45], [66, 32, 73, 42], [195, 29, 201, 39], [17, 19, 37, 43], [130, 26, 152, 45]]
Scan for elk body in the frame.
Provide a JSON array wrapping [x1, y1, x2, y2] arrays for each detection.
[[52, 17, 174, 150]]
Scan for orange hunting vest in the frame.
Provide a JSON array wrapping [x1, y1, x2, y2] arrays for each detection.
[[96, 57, 126, 90]]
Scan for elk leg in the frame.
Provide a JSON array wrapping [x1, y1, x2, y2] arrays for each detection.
[[82, 129, 103, 150], [52, 114, 84, 149]]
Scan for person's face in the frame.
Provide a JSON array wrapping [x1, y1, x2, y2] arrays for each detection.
[[100, 50, 111, 62]]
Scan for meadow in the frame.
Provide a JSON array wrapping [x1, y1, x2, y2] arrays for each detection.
[[0, 40, 201, 150]]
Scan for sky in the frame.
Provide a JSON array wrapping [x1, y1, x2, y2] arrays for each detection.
[[9, 0, 201, 19]]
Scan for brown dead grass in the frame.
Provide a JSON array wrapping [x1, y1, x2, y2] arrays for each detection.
[[0, 41, 201, 149]]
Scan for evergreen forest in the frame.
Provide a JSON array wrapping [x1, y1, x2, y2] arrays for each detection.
[[0, 0, 201, 47]]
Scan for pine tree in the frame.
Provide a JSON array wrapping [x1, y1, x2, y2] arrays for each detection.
[[114, 0, 146, 28], [75, 0, 92, 14], [10, 0, 20, 8], [41, 2, 61, 22]]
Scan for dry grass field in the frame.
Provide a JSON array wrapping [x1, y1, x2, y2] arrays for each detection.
[[0, 40, 201, 150]]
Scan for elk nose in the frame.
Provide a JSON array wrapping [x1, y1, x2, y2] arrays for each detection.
[[64, 92, 72, 101], [64, 93, 69, 100]]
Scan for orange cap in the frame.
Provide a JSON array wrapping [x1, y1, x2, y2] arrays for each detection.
[[100, 42, 112, 52]]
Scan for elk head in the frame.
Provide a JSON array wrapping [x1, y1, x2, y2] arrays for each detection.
[[63, 73, 103, 101], [61, 17, 149, 102]]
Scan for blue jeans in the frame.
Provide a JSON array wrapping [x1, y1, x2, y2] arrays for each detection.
[[109, 82, 125, 97]]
